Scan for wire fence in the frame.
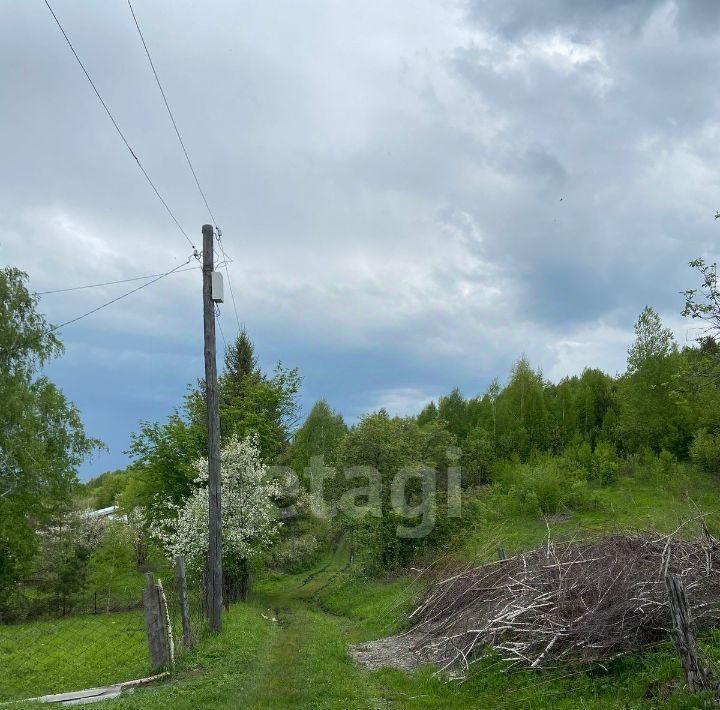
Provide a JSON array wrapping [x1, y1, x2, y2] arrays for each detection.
[[162, 564, 208, 661], [0, 557, 205, 703]]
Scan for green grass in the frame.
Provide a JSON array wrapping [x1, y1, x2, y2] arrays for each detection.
[[0, 556, 185, 703], [458, 470, 720, 560], [0, 610, 150, 702], [9, 471, 720, 708], [75, 533, 715, 709]]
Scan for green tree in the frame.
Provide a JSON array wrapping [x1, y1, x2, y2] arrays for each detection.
[[126, 329, 301, 517], [681, 339, 720, 435], [546, 376, 579, 450], [576, 368, 614, 445], [224, 328, 259, 390], [337, 411, 455, 571], [681, 258, 720, 434], [486, 378, 501, 439], [418, 418, 456, 480], [682, 258, 720, 342], [547, 369, 615, 450], [627, 306, 676, 372], [81, 469, 130, 509], [462, 426, 496, 485], [286, 399, 347, 476], [496, 356, 549, 459], [437, 388, 470, 441], [125, 410, 205, 512], [615, 307, 688, 455], [0, 268, 96, 603], [36, 515, 94, 617], [690, 429, 720, 474], [217, 329, 301, 460], [338, 411, 422, 479], [416, 400, 438, 427]]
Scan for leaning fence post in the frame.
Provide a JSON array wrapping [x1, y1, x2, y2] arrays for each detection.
[[175, 555, 194, 650], [665, 573, 708, 693], [143, 572, 171, 671]]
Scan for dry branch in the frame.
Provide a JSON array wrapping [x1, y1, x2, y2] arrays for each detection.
[[407, 533, 720, 672]]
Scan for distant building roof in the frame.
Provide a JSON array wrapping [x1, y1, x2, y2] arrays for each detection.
[[83, 505, 119, 519]]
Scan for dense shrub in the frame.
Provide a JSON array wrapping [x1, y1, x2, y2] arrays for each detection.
[[350, 494, 466, 576], [462, 427, 496, 486], [634, 448, 681, 485], [589, 442, 620, 484], [270, 533, 321, 573], [562, 440, 593, 474], [1, 513, 146, 622], [560, 441, 619, 485], [500, 460, 600, 516], [690, 429, 720, 475]]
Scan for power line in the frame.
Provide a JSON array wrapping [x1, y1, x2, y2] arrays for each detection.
[[215, 303, 227, 350], [38, 265, 199, 295], [43, 0, 197, 252], [50, 256, 194, 332], [126, 3, 242, 336], [127, 0, 218, 230], [216, 231, 242, 332]]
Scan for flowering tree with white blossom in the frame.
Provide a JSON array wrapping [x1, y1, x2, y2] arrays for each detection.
[[150, 436, 281, 599]]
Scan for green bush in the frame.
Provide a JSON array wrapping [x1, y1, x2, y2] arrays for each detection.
[[690, 429, 720, 475], [563, 440, 593, 473], [86, 521, 142, 613], [617, 450, 641, 477], [349, 491, 466, 576], [560, 441, 618, 485], [270, 533, 321, 573], [502, 461, 600, 516], [658, 449, 676, 479], [590, 442, 620, 484], [635, 448, 681, 485]]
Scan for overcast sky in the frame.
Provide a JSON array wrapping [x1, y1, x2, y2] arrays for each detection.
[[2, 0, 719, 477]]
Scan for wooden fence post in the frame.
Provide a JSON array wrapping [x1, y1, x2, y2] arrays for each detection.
[[497, 547, 506, 561], [665, 573, 708, 693], [143, 572, 171, 671], [175, 555, 194, 651]]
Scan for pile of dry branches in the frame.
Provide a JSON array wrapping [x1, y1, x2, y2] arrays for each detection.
[[408, 530, 720, 672]]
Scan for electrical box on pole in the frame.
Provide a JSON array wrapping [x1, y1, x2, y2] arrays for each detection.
[[211, 272, 224, 303]]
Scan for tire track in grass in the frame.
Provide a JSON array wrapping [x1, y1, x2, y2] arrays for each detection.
[[243, 543, 386, 708]]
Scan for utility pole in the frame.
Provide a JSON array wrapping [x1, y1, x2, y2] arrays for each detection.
[[202, 223, 222, 632]]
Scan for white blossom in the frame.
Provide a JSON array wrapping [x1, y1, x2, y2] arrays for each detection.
[[149, 436, 282, 570]]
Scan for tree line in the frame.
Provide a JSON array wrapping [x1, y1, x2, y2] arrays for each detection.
[[1, 258, 719, 615]]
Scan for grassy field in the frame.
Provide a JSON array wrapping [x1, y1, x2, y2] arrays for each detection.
[[457, 468, 720, 560], [75, 543, 714, 709], [0, 609, 150, 702], [8, 471, 720, 708]]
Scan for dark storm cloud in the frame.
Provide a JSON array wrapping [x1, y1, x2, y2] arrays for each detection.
[[2, 0, 719, 473], [434, 0, 720, 327], [465, 0, 720, 39]]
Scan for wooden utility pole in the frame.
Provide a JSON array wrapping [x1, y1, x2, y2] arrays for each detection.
[[203, 223, 222, 632]]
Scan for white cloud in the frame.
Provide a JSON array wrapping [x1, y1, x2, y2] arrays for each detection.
[[2, 0, 719, 473], [360, 386, 440, 420]]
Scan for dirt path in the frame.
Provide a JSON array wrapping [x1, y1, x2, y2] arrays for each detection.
[[239, 542, 388, 709]]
